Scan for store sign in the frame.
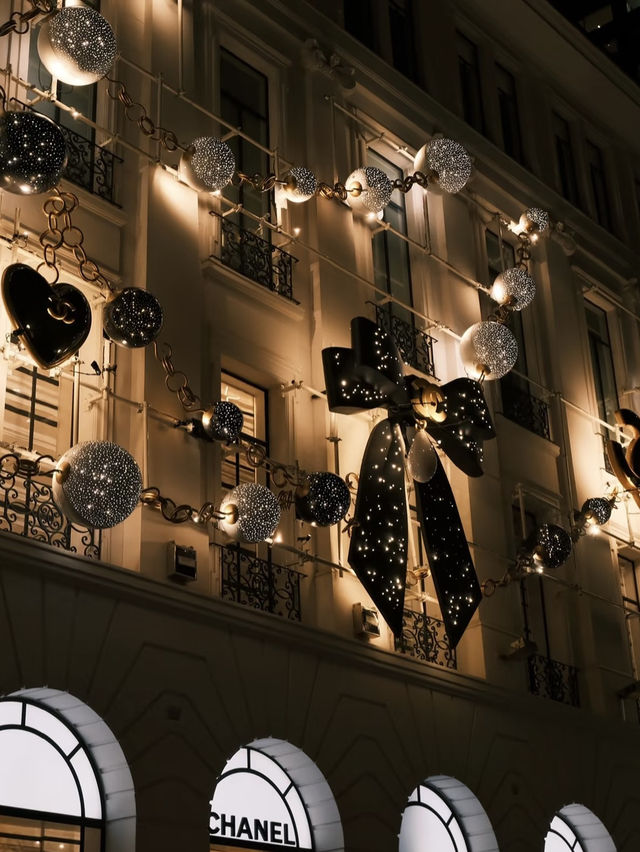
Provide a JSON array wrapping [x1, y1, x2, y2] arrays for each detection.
[[210, 747, 313, 849]]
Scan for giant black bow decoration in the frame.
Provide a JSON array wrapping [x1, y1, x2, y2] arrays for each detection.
[[322, 317, 495, 647]]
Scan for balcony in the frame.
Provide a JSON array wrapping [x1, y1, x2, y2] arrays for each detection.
[[210, 213, 298, 302], [219, 543, 303, 620], [395, 609, 457, 669], [370, 302, 437, 377], [0, 451, 101, 559], [527, 653, 579, 707], [500, 376, 551, 440]]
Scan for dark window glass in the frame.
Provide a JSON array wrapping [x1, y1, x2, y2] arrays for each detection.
[[370, 151, 413, 327], [457, 32, 484, 133], [344, 0, 376, 50], [496, 63, 523, 162], [636, 179, 640, 225], [220, 49, 270, 232], [585, 301, 619, 428], [586, 140, 612, 229], [621, 555, 640, 611], [553, 112, 580, 206], [389, 0, 417, 81]]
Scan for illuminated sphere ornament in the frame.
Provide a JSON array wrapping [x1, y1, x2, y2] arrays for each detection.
[[490, 267, 536, 310], [218, 483, 280, 543], [53, 441, 142, 529], [345, 166, 393, 214], [460, 321, 518, 381], [523, 207, 549, 232], [37, 7, 117, 87], [282, 166, 317, 203], [528, 523, 572, 570], [201, 401, 244, 442], [180, 137, 235, 192], [295, 472, 351, 527], [103, 288, 163, 348], [581, 497, 613, 526], [418, 137, 472, 194], [0, 110, 66, 195]]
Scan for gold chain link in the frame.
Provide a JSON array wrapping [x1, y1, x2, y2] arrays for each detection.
[[152, 342, 202, 412], [105, 77, 187, 153], [0, 0, 54, 38]]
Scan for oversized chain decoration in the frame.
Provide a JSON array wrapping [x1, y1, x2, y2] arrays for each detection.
[[105, 77, 187, 153], [152, 341, 203, 412], [0, 0, 54, 38], [39, 189, 113, 292], [140, 486, 221, 524]]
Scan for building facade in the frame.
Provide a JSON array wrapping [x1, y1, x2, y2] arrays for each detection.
[[1, 0, 640, 850]]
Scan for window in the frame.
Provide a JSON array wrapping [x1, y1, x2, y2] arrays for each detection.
[[496, 64, 523, 162], [220, 49, 270, 232], [553, 113, 581, 206], [585, 301, 619, 430], [343, 0, 377, 51], [220, 373, 268, 490], [457, 32, 484, 133], [389, 0, 417, 81], [544, 804, 616, 852], [620, 554, 640, 612], [586, 141, 612, 229], [399, 776, 498, 852]]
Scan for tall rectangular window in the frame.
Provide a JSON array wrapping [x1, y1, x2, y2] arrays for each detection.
[[220, 49, 270, 231], [553, 112, 580, 206], [621, 554, 640, 613], [585, 301, 619, 429], [457, 32, 484, 133], [586, 140, 612, 229], [220, 373, 268, 490], [496, 64, 523, 162], [343, 0, 376, 50], [389, 0, 417, 81]]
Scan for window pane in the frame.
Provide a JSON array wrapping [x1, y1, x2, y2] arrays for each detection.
[[586, 140, 612, 229], [496, 64, 523, 162], [389, 0, 418, 81], [220, 373, 267, 489], [344, 0, 376, 50], [585, 301, 618, 427], [553, 113, 580, 205], [457, 32, 484, 133]]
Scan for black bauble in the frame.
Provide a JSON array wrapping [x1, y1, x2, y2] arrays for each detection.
[[0, 110, 67, 195], [103, 287, 163, 348], [296, 471, 351, 527]]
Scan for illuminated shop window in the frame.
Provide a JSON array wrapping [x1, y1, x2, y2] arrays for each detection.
[[0, 697, 104, 852], [399, 776, 498, 852], [210, 738, 343, 852], [544, 804, 616, 852]]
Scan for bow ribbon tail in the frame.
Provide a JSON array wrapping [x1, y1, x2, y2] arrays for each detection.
[[414, 460, 482, 648], [348, 419, 408, 637]]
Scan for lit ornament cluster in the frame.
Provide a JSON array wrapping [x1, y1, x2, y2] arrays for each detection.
[[460, 321, 518, 380], [490, 267, 536, 310], [38, 7, 117, 87], [423, 137, 473, 194], [201, 401, 244, 442], [282, 166, 317, 203], [181, 137, 236, 192], [345, 166, 393, 214], [295, 472, 351, 526], [524, 207, 549, 232], [103, 288, 163, 348], [218, 482, 280, 543], [0, 111, 67, 195], [53, 441, 142, 530], [581, 497, 613, 526], [530, 523, 573, 570]]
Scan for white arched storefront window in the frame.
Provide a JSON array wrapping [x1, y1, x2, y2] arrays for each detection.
[[399, 775, 499, 852], [545, 804, 616, 852], [0, 688, 136, 852], [210, 737, 343, 852]]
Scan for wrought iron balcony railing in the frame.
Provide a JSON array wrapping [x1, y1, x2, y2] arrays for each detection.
[[0, 452, 101, 559], [395, 609, 457, 669], [500, 377, 551, 440], [15, 100, 122, 205], [527, 653, 579, 707], [219, 543, 303, 620], [210, 213, 298, 302], [370, 302, 437, 377]]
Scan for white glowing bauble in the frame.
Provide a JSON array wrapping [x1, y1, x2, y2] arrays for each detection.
[[218, 483, 280, 543], [282, 166, 317, 203], [38, 7, 117, 87], [414, 137, 472, 194], [406, 430, 438, 483], [179, 137, 236, 192], [490, 267, 536, 310], [523, 207, 549, 232], [345, 166, 393, 214], [53, 441, 142, 529], [460, 321, 518, 381]]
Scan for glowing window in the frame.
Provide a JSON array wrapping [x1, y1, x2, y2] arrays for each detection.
[[399, 776, 498, 852], [545, 804, 616, 852]]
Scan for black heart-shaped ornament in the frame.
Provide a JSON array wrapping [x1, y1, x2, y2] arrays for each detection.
[[2, 263, 92, 368]]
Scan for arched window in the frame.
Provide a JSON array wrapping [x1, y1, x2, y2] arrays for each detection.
[[399, 775, 499, 852], [210, 737, 343, 852], [545, 804, 616, 852], [0, 689, 136, 852]]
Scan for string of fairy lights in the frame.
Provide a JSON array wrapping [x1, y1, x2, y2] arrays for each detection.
[[0, 2, 630, 640]]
